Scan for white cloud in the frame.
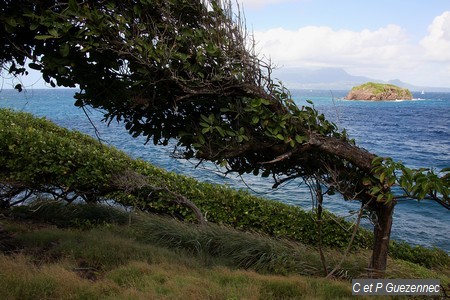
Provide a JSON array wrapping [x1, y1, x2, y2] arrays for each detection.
[[420, 11, 450, 61], [253, 24, 418, 81]]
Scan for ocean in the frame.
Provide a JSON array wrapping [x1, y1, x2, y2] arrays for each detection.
[[0, 88, 449, 252]]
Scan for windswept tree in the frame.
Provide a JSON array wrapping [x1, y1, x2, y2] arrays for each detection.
[[1, 0, 448, 277]]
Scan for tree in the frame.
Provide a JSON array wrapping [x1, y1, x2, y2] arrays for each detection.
[[1, 0, 448, 277]]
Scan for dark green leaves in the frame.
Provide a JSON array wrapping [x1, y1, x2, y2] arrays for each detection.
[[371, 157, 449, 205], [59, 44, 70, 57]]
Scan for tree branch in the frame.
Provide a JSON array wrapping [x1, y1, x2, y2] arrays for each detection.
[[308, 133, 377, 172]]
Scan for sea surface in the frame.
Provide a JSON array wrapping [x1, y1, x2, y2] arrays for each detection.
[[1, 88, 449, 252]]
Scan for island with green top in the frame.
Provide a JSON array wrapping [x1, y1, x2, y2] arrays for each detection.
[[345, 82, 413, 100]]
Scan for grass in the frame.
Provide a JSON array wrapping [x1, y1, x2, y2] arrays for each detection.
[[0, 254, 368, 300], [1, 203, 448, 299], [0, 253, 375, 299]]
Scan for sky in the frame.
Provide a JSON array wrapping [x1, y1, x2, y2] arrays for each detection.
[[2, 0, 450, 89], [240, 0, 450, 87]]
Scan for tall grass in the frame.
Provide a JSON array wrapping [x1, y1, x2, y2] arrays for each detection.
[[0, 254, 376, 300], [132, 212, 368, 278], [1, 203, 448, 299]]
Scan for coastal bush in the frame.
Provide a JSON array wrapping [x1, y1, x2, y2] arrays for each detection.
[[0, 108, 132, 205], [389, 240, 450, 269]]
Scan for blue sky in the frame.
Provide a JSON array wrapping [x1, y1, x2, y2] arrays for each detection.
[[243, 0, 445, 38], [3, 0, 449, 88], [242, 0, 450, 87]]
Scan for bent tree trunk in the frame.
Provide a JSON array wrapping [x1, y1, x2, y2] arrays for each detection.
[[314, 137, 396, 277], [369, 201, 395, 278]]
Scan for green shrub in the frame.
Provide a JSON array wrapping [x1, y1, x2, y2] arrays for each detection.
[[389, 240, 450, 269], [0, 108, 131, 204]]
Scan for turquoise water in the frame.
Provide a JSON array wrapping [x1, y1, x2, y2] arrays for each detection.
[[1, 88, 449, 252]]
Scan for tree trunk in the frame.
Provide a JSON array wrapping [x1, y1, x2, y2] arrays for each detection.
[[369, 201, 395, 278]]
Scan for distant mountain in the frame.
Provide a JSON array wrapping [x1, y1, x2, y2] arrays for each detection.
[[272, 67, 376, 90], [386, 79, 423, 92], [386, 79, 450, 93], [272, 67, 450, 92]]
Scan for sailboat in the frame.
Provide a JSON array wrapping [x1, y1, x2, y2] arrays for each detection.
[[421, 90, 425, 95]]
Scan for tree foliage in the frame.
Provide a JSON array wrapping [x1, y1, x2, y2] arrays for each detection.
[[1, 0, 448, 276], [1, 0, 376, 199]]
